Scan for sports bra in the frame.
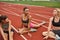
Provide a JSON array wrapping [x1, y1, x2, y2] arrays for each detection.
[[52, 17, 60, 27], [22, 15, 29, 24], [22, 18, 29, 24], [2, 22, 9, 31]]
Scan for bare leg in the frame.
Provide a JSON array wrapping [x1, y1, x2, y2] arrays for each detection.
[[0, 28, 7, 40], [9, 31, 13, 40], [28, 32, 32, 37], [4, 33, 8, 40], [19, 28, 28, 34], [19, 28, 32, 37], [32, 21, 46, 28], [42, 31, 56, 39]]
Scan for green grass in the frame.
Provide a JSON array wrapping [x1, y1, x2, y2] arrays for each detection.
[[0, 1, 60, 8]]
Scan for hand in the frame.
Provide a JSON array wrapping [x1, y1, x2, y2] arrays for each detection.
[[43, 36, 48, 40]]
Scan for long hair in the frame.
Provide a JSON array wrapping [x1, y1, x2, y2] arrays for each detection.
[[0, 15, 8, 23]]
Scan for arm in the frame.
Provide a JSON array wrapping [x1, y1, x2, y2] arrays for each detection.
[[48, 17, 53, 34], [28, 15, 32, 37], [20, 14, 23, 28], [28, 15, 31, 30], [9, 20, 12, 40], [0, 25, 6, 40], [44, 17, 53, 39]]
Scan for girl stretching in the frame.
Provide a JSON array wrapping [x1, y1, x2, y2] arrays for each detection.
[[0, 15, 18, 40], [19, 7, 46, 35], [42, 8, 60, 40]]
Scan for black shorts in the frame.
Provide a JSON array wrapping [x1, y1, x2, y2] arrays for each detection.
[[3, 29, 14, 34], [3, 31, 9, 40], [52, 30, 60, 37], [3, 29, 14, 40]]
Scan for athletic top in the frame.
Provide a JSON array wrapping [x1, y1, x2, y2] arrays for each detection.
[[52, 17, 60, 27], [2, 22, 9, 31], [22, 15, 29, 28], [22, 14, 29, 24], [22, 18, 29, 24]]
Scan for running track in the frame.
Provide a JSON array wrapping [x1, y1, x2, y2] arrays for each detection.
[[0, 2, 55, 40]]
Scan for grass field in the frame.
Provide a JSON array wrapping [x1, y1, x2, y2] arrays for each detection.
[[0, 1, 60, 8]]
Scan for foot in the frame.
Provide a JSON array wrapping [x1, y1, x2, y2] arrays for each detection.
[[43, 36, 48, 40], [28, 33, 32, 37], [39, 21, 46, 26]]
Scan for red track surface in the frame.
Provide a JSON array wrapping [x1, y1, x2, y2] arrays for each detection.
[[0, 2, 55, 40]]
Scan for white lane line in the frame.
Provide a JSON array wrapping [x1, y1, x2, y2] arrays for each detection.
[[32, 18, 48, 23], [20, 35, 27, 40], [0, 9, 48, 29], [0, 8, 49, 23], [32, 18, 42, 22], [0, 9, 44, 23], [0, 9, 41, 22], [0, 9, 20, 17], [0, 3, 53, 17], [0, 6, 50, 21], [0, 8, 48, 29], [0, 8, 47, 24], [0, 7, 49, 24], [1, 7, 20, 16], [0, 4, 22, 12], [0, 4, 50, 19], [35, 14, 50, 19], [0, 3, 52, 20]]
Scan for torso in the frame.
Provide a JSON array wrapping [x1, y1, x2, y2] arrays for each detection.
[[1, 22, 9, 31], [52, 17, 60, 30], [22, 14, 29, 28]]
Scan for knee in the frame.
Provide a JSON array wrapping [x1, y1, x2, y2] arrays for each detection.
[[18, 29, 23, 34]]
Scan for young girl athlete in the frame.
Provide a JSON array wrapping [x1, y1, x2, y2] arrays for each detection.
[[19, 7, 46, 35], [0, 15, 18, 40], [42, 8, 60, 40]]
